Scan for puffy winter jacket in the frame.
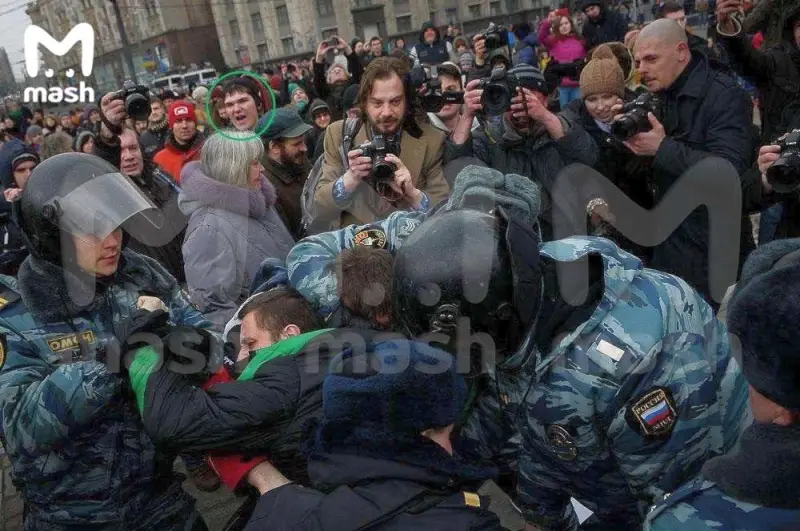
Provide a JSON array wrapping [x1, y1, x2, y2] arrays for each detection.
[[537, 20, 587, 87]]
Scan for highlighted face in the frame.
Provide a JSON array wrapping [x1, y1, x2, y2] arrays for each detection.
[[366, 73, 406, 135], [584, 92, 619, 123], [634, 37, 689, 92], [225, 90, 259, 131], [73, 228, 123, 277]]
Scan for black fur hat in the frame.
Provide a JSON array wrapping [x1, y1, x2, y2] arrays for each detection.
[[728, 238, 800, 410]]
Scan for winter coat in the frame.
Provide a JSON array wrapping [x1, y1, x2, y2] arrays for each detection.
[[537, 20, 587, 87], [153, 132, 204, 183], [130, 327, 384, 486], [645, 423, 800, 531], [93, 135, 187, 283], [410, 22, 458, 67], [645, 52, 756, 303], [518, 34, 540, 67], [717, 7, 800, 143], [261, 154, 312, 240], [444, 114, 599, 240], [179, 161, 295, 330], [462, 235, 750, 529], [140, 124, 170, 162], [581, 7, 629, 50], [313, 52, 365, 122], [242, 343, 501, 531], [0, 250, 211, 530]]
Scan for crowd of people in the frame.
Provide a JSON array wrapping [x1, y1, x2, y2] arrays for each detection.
[[0, 0, 799, 529]]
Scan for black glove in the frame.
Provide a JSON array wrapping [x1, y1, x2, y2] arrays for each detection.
[[116, 309, 171, 350], [161, 326, 220, 383]]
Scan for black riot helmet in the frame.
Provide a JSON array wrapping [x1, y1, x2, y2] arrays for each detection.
[[19, 152, 162, 266], [391, 208, 542, 374]]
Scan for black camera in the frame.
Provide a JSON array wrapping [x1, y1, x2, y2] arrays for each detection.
[[357, 135, 401, 184], [477, 66, 518, 115], [766, 129, 800, 194], [477, 22, 508, 51], [113, 80, 151, 121], [418, 67, 465, 113], [326, 36, 339, 47], [610, 92, 661, 140]]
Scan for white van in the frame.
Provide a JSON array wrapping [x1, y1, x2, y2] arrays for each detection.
[[182, 68, 218, 87], [152, 75, 183, 91]]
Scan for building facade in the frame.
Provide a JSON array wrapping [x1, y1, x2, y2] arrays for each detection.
[[213, 0, 556, 67], [0, 48, 16, 95], [25, 0, 224, 93]]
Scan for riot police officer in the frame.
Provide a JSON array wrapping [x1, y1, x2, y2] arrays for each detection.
[[0, 153, 213, 530]]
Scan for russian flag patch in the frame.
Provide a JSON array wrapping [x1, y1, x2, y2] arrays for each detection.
[[627, 387, 677, 438]]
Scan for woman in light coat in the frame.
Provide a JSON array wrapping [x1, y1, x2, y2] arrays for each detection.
[[180, 130, 295, 330]]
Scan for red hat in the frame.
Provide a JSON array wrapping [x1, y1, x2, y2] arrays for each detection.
[[555, 7, 570, 17], [168, 100, 197, 128]]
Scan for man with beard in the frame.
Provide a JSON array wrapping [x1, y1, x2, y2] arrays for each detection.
[[140, 97, 169, 161], [94, 92, 187, 284], [313, 57, 449, 229], [258, 108, 313, 239], [223, 76, 271, 131], [154, 100, 205, 183], [409, 21, 459, 68], [313, 37, 364, 121]]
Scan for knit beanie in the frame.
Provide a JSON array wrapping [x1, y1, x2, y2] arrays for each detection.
[[288, 83, 301, 97], [728, 238, 800, 410], [594, 41, 635, 82], [167, 100, 197, 128], [323, 340, 468, 435], [509, 64, 548, 95], [191, 85, 209, 103], [25, 125, 43, 138], [580, 44, 626, 99], [72, 130, 94, 152]]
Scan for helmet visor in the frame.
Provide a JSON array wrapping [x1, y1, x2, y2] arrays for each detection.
[[44, 172, 162, 241]]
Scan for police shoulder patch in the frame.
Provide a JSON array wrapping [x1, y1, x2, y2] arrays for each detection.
[[626, 386, 677, 439], [353, 228, 387, 249], [0, 289, 21, 312], [463, 492, 481, 508], [546, 424, 578, 461]]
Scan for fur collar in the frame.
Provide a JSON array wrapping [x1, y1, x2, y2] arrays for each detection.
[[703, 422, 800, 509], [179, 161, 276, 218], [17, 249, 177, 322]]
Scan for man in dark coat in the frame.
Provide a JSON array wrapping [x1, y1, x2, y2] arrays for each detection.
[[620, 19, 756, 306], [717, 0, 800, 144], [312, 37, 364, 122], [409, 21, 458, 67], [581, 0, 629, 50], [0, 138, 37, 274], [240, 340, 502, 531]]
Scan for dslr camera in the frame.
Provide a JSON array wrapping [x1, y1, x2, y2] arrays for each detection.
[[477, 22, 508, 51], [610, 92, 661, 141], [414, 65, 465, 113], [356, 135, 401, 196], [477, 66, 519, 115], [112, 80, 151, 121], [766, 129, 800, 194]]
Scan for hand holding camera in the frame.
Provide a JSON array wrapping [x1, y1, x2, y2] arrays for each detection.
[[761, 131, 800, 194], [384, 154, 423, 206], [473, 35, 488, 66], [99, 91, 127, 141], [344, 148, 374, 190], [463, 79, 484, 118]]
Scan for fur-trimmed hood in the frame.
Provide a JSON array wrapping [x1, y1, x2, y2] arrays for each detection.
[[178, 160, 277, 219]]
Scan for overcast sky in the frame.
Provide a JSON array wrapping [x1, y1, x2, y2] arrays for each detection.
[[0, 4, 32, 80]]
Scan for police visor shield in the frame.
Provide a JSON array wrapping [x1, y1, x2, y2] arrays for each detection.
[[43, 173, 162, 241]]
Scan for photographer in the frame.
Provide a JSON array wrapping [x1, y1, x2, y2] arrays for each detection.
[[95, 91, 188, 284], [466, 28, 513, 83], [446, 63, 599, 237], [313, 57, 449, 228], [409, 21, 459, 68], [425, 62, 477, 136], [313, 37, 364, 122], [616, 19, 755, 304]]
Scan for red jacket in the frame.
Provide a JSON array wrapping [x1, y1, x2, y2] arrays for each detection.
[[153, 134, 204, 183]]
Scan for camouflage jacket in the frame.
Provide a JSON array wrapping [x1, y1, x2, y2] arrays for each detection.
[[287, 210, 426, 317], [645, 421, 800, 530], [0, 250, 211, 530], [644, 479, 800, 531], [462, 236, 750, 530]]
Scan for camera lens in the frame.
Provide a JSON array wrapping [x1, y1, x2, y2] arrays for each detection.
[[611, 116, 638, 140], [482, 83, 511, 115], [126, 93, 151, 121], [423, 94, 445, 113], [372, 159, 397, 182], [766, 154, 800, 194]]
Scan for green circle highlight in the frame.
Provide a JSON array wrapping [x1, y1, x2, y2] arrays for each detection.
[[205, 69, 278, 141]]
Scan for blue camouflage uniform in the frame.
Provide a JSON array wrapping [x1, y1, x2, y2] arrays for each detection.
[[462, 236, 750, 530], [287, 210, 426, 317], [0, 250, 211, 530], [644, 478, 800, 531]]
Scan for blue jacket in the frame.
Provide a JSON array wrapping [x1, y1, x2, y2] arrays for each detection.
[[0, 250, 212, 529]]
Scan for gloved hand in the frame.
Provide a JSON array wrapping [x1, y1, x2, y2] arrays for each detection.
[[161, 326, 220, 382], [116, 309, 172, 355]]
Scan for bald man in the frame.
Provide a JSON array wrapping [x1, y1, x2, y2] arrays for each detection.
[[613, 18, 756, 308]]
